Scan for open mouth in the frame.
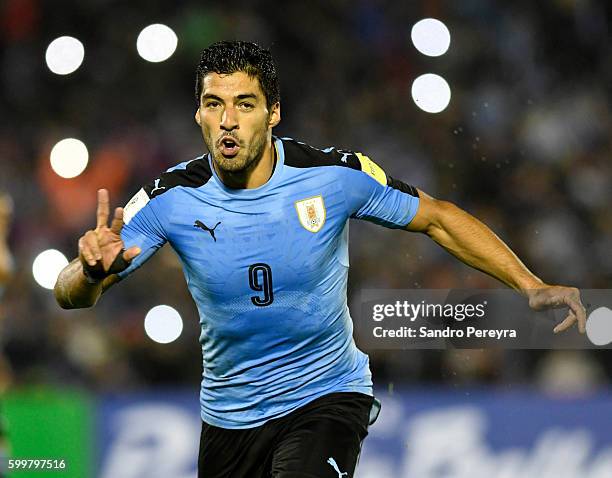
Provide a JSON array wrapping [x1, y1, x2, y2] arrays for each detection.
[[218, 136, 240, 158]]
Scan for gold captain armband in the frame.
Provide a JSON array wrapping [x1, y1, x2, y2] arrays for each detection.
[[355, 152, 387, 186]]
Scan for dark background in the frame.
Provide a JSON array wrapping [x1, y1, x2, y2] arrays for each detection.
[[0, 0, 611, 398]]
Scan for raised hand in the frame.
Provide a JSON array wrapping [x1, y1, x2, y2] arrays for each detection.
[[527, 285, 587, 334], [78, 189, 140, 281]]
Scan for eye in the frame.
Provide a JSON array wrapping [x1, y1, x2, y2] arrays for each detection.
[[239, 102, 255, 110], [205, 101, 220, 109]]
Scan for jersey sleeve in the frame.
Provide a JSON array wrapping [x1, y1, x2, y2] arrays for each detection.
[[117, 186, 168, 280], [338, 151, 420, 228]]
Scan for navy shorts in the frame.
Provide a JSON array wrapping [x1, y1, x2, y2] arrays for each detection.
[[198, 392, 380, 478]]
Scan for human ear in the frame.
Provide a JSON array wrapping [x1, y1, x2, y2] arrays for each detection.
[[269, 102, 281, 128]]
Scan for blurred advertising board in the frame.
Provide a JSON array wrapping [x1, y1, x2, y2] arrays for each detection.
[[3, 388, 612, 477], [359, 389, 612, 478], [97, 391, 200, 478]]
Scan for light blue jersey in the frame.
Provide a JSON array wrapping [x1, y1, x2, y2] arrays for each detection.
[[119, 137, 420, 428]]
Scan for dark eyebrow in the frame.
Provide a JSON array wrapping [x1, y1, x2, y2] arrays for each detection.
[[201, 94, 223, 102], [201, 93, 259, 103]]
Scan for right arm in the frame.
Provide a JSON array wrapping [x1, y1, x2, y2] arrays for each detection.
[[54, 189, 140, 309], [54, 259, 120, 309]]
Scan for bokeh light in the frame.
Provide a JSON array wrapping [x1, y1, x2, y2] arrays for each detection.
[[144, 305, 184, 344], [411, 18, 451, 57], [136, 24, 178, 63], [32, 249, 69, 290], [586, 307, 612, 346], [411, 73, 451, 113], [50, 138, 89, 178], [45, 36, 85, 75]]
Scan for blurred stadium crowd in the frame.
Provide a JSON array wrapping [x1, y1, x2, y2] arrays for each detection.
[[0, 0, 610, 398]]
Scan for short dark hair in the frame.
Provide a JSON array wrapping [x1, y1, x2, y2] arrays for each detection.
[[195, 41, 280, 109]]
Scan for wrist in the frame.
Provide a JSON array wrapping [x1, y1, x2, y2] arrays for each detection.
[[80, 248, 128, 285], [523, 281, 548, 299], [81, 262, 106, 285]]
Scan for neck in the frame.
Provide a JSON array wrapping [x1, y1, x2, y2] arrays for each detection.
[[214, 137, 276, 189]]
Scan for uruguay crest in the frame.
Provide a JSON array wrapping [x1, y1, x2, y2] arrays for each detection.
[[295, 195, 326, 233]]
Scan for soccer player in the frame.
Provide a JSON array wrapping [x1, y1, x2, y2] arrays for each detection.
[[54, 41, 586, 478]]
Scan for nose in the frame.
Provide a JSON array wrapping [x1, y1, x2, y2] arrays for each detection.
[[220, 106, 238, 131]]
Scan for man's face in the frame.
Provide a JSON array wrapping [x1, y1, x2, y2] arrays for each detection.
[[195, 71, 280, 172]]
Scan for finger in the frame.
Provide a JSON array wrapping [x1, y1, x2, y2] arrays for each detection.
[[123, 246, 141, 262], [79, 236, 98, 267], [96, 189, 110, 229], [110, 207, 124, 234], [563, 294, 587, 334], [553, 313, 576, 334], [83, 230, 102, 261]]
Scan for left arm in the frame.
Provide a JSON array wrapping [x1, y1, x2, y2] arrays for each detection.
[[406, 190, 586, 334]]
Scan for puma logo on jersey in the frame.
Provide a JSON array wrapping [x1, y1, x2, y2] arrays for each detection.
[[194, 220, 221, 242], [151, 178, 166, 196], [327, 457, 348, 477]]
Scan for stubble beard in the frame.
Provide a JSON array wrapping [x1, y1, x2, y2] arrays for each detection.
[[206, 126, 268, 173]]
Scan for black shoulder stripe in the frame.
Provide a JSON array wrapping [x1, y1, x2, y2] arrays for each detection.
[[281, 137, 419, 198], [281, 137, 361, 170], [387, 176, 419, 197], [144, 157, 213, 198]]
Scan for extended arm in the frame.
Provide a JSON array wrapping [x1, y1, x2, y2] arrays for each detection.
[[407, 190, 586, 333]]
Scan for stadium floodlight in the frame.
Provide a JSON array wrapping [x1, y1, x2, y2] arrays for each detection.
[[32, 249, 69, 290], [50, 138, 89, 178], [586, 307, 612, 346], [411, 18, 451, 57], [136, 24, 178, 63], [144, 305, 184, 344], [411, 73, 451, 113], [45, 36, 85, 75]]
